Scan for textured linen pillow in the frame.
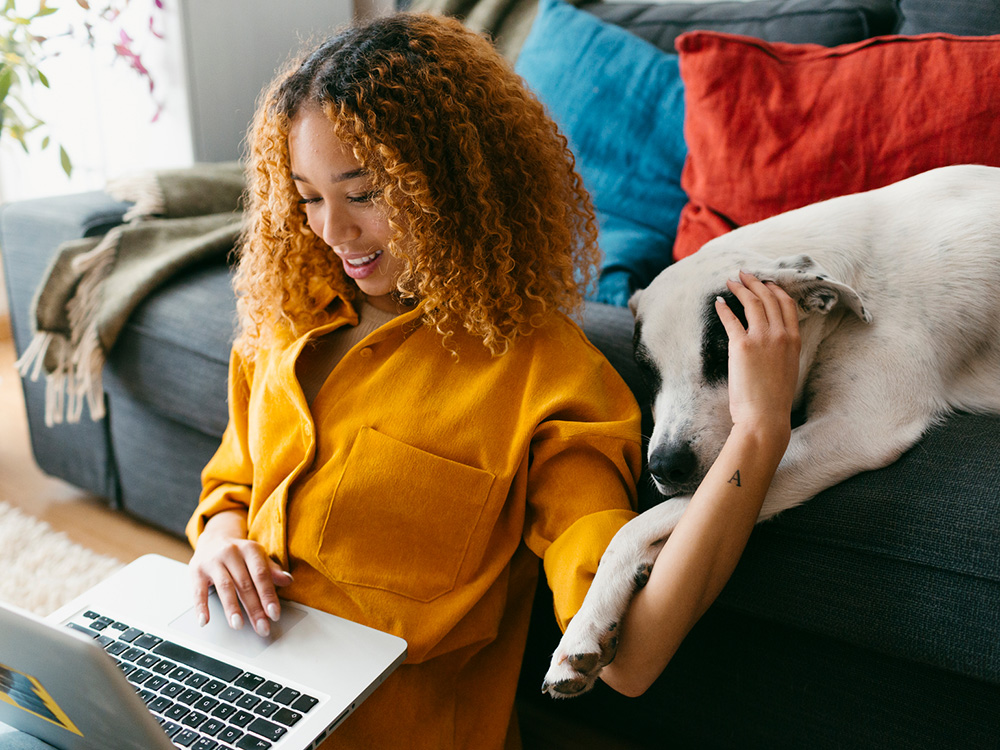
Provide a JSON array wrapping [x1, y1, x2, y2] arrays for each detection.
[[586, 0, 901, 53], [897, 0, 1000, 35], [516, 0, 687, 306], [673, 32, 1000, 261]]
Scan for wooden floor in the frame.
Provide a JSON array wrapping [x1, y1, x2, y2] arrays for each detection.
[[0, 314, 192, 565]]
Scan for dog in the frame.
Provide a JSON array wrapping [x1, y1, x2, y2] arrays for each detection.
[[542, 164, 1000, 697]]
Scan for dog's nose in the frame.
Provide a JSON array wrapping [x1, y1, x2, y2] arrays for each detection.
[[648, 441, 697, 491]]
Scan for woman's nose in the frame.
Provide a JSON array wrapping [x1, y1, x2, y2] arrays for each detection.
[[316, 204, 361, 247]]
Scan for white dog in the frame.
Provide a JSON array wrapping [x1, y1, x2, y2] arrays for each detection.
[[543, 164, 1000, 697]]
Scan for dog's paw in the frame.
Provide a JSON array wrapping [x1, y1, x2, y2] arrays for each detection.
[[541, 620, 619, 698]]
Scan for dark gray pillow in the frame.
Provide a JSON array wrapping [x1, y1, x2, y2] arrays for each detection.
[[583, 0, 901, 54], [898, 0, 1000, 35]]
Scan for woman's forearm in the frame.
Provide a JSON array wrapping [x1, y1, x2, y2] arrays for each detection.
[[599, 421, 789, 697]]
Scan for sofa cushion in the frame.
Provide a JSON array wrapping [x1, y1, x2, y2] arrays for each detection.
[[586, 0, 900, 53], [105, 261, 235, 438], [673, 31, 1000, 260], [516, 0, 687, 306], [720, 412, 1000, 686], [898, 0, 1000, 35]]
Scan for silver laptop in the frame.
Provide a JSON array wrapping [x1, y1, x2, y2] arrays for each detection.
[[0, 554, 407, 750]]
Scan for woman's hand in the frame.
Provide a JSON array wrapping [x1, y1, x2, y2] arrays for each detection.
[[715, 271, 801, 437], [188, 509, 293, 638]]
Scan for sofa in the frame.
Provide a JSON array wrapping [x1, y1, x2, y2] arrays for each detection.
[[2, 0, 999, 747]]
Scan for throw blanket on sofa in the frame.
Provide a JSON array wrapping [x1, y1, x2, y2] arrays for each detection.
[[15, 163, 245, 426]]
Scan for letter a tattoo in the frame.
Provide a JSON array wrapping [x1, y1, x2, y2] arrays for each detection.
[[729, 470, 742, 487]]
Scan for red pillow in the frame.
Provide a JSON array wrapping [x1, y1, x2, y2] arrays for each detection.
[[673, 32, 1000, 261]]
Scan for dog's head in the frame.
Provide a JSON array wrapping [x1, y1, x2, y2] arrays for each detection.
[[630, 250, 872, 499]]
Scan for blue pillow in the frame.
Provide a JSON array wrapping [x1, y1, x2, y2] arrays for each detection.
[[515, 0, 687, 306]]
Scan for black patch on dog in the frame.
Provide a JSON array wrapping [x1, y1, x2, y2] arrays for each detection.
[[633, 319, 662, 395], [702, 290, 747, 385]]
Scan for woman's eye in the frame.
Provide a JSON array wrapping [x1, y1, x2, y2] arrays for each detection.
[[298, 196, 321, 205], [348, 190, 380, 204]]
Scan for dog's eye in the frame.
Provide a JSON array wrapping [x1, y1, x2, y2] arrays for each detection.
[[702, 291, 747, 384]]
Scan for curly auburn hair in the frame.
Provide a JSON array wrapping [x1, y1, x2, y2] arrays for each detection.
[[235, 11, 600, 356]]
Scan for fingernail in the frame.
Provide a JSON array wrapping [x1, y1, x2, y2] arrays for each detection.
[[267, 604, 280, 621], [230, 613, 244, 630], [716, 296, 726, 305], [256, 619, 271, 638], [198, 612, 207, 628]]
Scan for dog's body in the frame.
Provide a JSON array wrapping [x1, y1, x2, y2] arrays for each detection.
[[543, 164, 1000, 697]]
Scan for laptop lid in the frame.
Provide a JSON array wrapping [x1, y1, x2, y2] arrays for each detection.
[[0, 554, 406, 750]]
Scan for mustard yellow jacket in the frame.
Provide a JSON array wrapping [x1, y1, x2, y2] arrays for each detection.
[[187, 295, 641, 749]]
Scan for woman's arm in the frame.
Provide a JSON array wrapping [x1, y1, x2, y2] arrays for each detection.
[[600, 271, 801, 697]]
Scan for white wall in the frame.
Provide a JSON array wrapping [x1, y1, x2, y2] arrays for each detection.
[[0, 0, 358, 318]]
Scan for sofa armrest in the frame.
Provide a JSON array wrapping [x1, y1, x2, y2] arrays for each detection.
[[0, 191, 131, 503], [0, 192, 131, 355]]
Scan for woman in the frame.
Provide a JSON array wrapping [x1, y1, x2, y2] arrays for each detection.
[[186, 12, 642, 749]]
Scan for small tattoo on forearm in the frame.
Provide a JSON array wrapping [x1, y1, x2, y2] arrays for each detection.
[[729, 470, 742, 487]]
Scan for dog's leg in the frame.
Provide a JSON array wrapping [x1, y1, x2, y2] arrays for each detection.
[[541, 496, 689, 698], [759, 407, 933, 520]]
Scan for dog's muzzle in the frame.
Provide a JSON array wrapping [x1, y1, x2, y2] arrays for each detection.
[[648, 440, 700, 497]]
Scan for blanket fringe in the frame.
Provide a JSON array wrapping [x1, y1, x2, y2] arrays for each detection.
[[14, 232, 118, 425], [108, 172, 165, 222]]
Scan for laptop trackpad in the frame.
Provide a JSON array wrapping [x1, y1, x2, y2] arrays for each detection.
[[169, 594, 306, 658]]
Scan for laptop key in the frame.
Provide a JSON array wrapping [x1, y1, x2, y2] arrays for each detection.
[[154, 641, 243, 683], [219, 687, 243, 703], [201, 718, 227, 737], [149, 696, 173, 713], [203, 679, 227, 695], [272, 687, 300, 706], [290, 694, 318, 713], [106, 641, 130, 656], [234, 673, 265, 691], [247, 717, 286, 742], [66, 623, 98, 638], [161, 682, 186, 698], [254, 680, 282, 698], [231, 710, 255, 728], [181, 710, 208, 728], [192, 740, 219, 750], [217, 727, 243, 744], [253, 701, 278, 718], [154, 659, 178, 675], [120, 627, 144, 642], [135, 633, 164, 650], [272, 708, 303, 727], [173, 728, 199, 747], [235, 735, 272, 750], [211, 703, 237, 720]]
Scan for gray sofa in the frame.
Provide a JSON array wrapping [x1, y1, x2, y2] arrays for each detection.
[[2, 0, 999, 747]]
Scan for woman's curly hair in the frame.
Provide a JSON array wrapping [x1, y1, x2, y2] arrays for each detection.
[[235, 11, 600, 356]]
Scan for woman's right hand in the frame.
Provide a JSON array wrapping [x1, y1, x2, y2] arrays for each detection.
[[188, 509, 293, 638]]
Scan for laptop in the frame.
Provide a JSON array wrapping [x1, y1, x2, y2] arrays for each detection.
[[0, 554, 407, 750]]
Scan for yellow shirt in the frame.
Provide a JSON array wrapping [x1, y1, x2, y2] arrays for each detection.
[[186, 295, 641, 749]]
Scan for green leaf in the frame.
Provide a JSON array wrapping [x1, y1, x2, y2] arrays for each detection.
[[35, 7, 59, 17], [37, 69, 48, 87], [59, 144, 72, 176], [41, 135, 50, 149], [0, 66, 12, 104]]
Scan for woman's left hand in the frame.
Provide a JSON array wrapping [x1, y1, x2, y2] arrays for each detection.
[[715, 270, 801, 436]]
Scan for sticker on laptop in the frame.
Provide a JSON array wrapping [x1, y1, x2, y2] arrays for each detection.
[[0, 662, 83, 736]]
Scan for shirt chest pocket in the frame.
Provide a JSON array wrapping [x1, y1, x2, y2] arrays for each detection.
[[316, 427, 497, 602]]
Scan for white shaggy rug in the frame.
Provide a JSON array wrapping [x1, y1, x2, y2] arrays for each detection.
[[0, 501, 123, 616]]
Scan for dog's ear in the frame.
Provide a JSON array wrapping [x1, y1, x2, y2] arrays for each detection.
[[756, 254, 873, 323], [628, 288, 643, 318]]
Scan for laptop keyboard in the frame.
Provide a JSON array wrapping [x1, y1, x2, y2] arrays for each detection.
[[66, 610, 320, 749]]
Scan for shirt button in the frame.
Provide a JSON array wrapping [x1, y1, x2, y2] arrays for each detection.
[[359, 347, 373, 359]]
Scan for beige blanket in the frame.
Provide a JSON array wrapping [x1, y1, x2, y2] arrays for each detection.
[[15, 163, 245, 426]]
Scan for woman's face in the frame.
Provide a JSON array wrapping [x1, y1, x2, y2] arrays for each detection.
[[288, 107, 405, 313]]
